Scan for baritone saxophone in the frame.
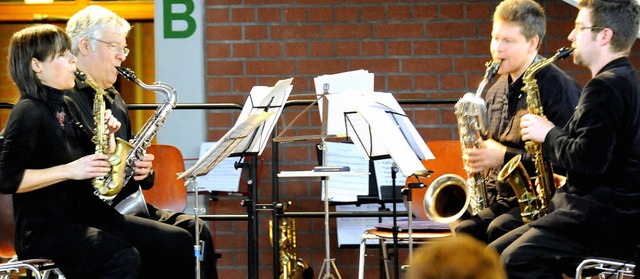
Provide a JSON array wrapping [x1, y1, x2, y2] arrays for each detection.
[[269, 202, 313, 279], [422, 60, 500, 223], [498, 47, 574, 223]]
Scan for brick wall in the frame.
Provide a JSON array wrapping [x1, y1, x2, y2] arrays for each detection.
[[202, 1, 640, 278], [1, 1, 639, 278]]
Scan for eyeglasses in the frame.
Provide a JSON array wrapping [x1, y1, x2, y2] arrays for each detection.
[[90, 38, 130, 57], [574, 25, 605, 33]]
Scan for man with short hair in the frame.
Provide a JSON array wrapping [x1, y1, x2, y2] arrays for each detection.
[[490, 0, 640, 277]]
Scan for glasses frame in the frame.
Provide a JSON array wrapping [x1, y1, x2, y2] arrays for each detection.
[[90, 38, 130, 57], [574, 25, 605, 33]]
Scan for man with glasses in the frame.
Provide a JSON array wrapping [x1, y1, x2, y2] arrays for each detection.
[[64, 5, 218, 279], [489, 0, 640, 278], [455, 0, 580, 244]]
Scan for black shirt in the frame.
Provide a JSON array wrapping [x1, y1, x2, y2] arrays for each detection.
[[484, 58, 581, 197]]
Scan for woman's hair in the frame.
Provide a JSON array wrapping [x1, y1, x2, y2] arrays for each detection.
[[579, 0, 640, 53], [493, 0, 547, 49], [8, 24, 72, 100], [66, 5, 131, 55], [408, 234, 507, 279]]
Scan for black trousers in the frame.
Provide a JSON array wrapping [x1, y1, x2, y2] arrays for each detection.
[[150, 204, 218, 279], [20, 213, 195, 279], [455, 197, 523, 243]]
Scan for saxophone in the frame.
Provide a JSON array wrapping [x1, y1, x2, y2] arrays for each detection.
[[269, 203, 313, 279], [423, 60, 500, 223], [76, 71, 122, 195], [103, 67, 178, 216], [497, 47, 574, 223]]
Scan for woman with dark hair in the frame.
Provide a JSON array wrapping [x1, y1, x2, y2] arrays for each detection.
[[0, 24, 194, 279]]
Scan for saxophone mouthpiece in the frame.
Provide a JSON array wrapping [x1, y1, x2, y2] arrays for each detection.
[[484, 59, 502, 82], [116, 67, 137, 82], [556, 47, 575, 60], [74, 70, 86, 81]]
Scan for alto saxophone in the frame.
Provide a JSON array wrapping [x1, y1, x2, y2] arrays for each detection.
[[103, 67, 178, 216], [498, 47, 574, 223], [75, 71, 122, 195], [423, 60, 500, 223]]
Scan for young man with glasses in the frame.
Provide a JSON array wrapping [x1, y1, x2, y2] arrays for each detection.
[[454, 0, 581, 244], [489, 0, 640, 278], [64, 5, 218, 279]]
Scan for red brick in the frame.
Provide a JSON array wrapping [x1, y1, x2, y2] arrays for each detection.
[[231, 7, 255, 22], [374, 23, 424, 38], [258, 7, 281, 22], [259, 42, 283, 57], [206, 25, 242, 40]]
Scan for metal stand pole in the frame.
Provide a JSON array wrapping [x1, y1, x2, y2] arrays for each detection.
[[317, 141, 341, 279], [238, 156, 259, 279], [390, 164, 399, 279], [186, 177, 203, 279]]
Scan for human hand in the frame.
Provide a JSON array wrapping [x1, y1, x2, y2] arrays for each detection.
[[66, 153, 112, 180], [104, 109, 121, 136], [520, 114, 554, 142], [553, 173, 566, 189], [463, 139, 506, 173], [132, 153, 154, 181], [533, 173, 566, 193]]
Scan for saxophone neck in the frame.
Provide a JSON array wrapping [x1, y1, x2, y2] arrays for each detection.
[[474, 60, 502, 97], [524, 47, 575, 81], [116, 67, 178, 107]]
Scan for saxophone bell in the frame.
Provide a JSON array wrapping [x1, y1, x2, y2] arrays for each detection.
[[423, 60, 501, 223], [497, 47, 573, 223]]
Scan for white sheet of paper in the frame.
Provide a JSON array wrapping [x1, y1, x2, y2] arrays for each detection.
[[234, 78, 293, 155], [335, 203, 408, 246], [352, 104, 417, 176], [194, 142, 242, 192], [322, 142, 370, 202], [314, 70, 374, 136], [373, 158, 409, 200]]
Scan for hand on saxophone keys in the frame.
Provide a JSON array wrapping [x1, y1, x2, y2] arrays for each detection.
[[64, 153, 113, 181], [520, 114, 554, 142], [103, 109, 121, 153], [533, 173, 567, 193], [463, 139, 507, 172], [132, 153, 154, 181]]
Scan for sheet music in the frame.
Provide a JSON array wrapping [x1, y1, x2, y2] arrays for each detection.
[[373, 158, 409, 200], [335, 203, 408, 246], [234, 78, 293, 155], [358, 104, 425, 176], [178, 111, 275, 179], [322, 142, 369, 202], [194, 142, 243, 192], [347, 92, 434, 176], [314, 70, 374, 136]]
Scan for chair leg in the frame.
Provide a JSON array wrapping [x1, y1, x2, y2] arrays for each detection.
[[358, 231, 367, 279], [381, 239, 391, 279]]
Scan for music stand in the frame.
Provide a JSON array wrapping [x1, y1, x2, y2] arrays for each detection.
[[183, 78, 292, 279], [343, 92, 433, 278], [179, 111, 275, 279], [275, 82, 354, 279]]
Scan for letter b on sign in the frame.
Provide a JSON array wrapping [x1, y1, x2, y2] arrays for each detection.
[[163, 0, 196, 38]]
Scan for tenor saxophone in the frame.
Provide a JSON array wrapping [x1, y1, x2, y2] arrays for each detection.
[[103, 67, 178, 216], [497, 47, 574, 223], [423, 60, 500, 223]]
